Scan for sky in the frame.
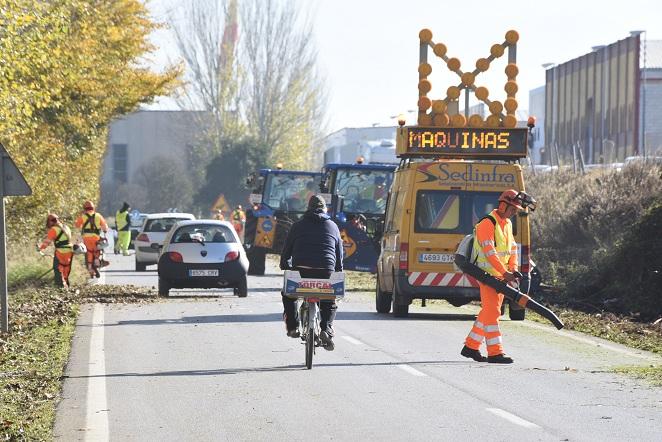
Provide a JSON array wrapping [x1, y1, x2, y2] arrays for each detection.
[[145, 0, 662, 134]]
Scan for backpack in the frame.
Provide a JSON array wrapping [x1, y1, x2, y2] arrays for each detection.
[[453, 215, 497, 271]]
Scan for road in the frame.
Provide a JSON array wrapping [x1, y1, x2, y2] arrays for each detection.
[[55, 253, 662, 441]]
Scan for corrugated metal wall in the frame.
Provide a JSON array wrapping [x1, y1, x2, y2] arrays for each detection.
[[544, 34, 640, 164]]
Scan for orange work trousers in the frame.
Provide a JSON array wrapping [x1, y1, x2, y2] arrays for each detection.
[[54, 250, 73, 287], [82, 236, 101, 276], [465, 283, 505, 356]]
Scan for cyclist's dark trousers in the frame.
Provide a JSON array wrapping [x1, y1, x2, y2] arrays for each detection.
[[282, 268, 337, 335]]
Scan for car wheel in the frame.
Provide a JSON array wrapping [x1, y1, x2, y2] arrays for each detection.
[[135, 259, 147, 272], [375, 272, 392, 314], [392, 275, 409, 318], [235, 275, 248, 298], [509, 303, 526, 320], [158, 276, 170, 297]]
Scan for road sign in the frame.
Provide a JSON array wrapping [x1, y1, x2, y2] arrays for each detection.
[[0, 143, 32, 333], [0, 143, 32, 196]]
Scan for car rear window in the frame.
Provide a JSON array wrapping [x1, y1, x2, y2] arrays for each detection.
[[172, 224, 236, 243], [144, 218, 190, 233], [414, 190, 517, 235]]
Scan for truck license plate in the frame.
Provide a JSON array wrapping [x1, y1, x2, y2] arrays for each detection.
[[189, 269, 219, 277], [419, 253, 454, 263]]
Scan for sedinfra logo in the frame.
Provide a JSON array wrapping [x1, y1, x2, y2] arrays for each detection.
[[430, 163, 516, 184]]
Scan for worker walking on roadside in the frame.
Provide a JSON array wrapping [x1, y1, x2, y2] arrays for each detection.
[[213, 209, 225, 221], [115, 201, 131, 256], [38, 214, 74, 289], [231, 205, 246, 241], [75, 200, 109, 278], [461, 189, 534, 364]]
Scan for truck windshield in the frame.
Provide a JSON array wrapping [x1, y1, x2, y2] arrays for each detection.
[[414, 190, 516, 234], [334, 169, 392, 215], [263, 174, 319, 212]]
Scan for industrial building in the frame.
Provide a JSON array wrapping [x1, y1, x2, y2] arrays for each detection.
[[540, 32, 662, 165]]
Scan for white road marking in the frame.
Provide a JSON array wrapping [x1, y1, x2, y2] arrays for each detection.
[[396, 364, 428, 377], [85, 304, 109, 442], [341, 335, 363, 345], [486, 408, 540, 429]]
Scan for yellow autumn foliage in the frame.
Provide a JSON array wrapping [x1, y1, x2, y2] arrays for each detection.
[[0, 0, 180, 242]]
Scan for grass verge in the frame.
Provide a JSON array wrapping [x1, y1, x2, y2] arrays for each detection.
[[0, 278, 157, 440]]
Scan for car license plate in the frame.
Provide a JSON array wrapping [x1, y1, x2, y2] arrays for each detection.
[[419, 253, 454, 263], [189, 269, 219, 277]]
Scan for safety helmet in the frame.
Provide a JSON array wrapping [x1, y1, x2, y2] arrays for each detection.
[[97, 237, 110, 250], [46, 214, 59, 228], [498, 189, 537, 212], [236, 205, 242, 210], [83, 200, 95, 211]]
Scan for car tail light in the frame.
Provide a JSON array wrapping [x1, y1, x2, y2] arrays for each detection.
[[136, 233, 149, 242], [168, 252, 183, 263], [225, 251, 239, 262], [399, 242, 408, 270], [521, 245, 530, 274]]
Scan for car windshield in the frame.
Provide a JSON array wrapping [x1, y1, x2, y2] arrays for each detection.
[[144, 217, 190, 233], [334, 168, 393, 215], [172, 224, 236, 243], [414, 190, 517, 235], [263, 174, 319, 212]]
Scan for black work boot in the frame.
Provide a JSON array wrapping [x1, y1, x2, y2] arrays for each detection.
[[461, 345, 487, 362], [320, 331, 335, 351], [487, 354, 514, 364]]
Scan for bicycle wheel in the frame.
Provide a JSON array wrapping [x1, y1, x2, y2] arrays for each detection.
[[305, 327, 314, 369]]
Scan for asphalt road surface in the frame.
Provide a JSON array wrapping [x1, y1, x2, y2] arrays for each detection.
[[54, 253, 662, 441]]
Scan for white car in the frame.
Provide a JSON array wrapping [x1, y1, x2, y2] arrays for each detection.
[[134, 212, 196, 271], [157, 220, 249, 297]]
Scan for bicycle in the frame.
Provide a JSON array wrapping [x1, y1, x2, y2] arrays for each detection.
[[282, 270, 345, 369]]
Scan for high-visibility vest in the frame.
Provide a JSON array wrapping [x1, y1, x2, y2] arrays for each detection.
[[232, 209, 245, 222], [53, 225, 73, 253], [472, 210, 515, 277], [81, 213, 102, 237], [116, 210, 130, 231]]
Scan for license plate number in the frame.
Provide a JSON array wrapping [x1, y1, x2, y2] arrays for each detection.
[[419, 253, 454, 263], [189, 269, 219, 277]]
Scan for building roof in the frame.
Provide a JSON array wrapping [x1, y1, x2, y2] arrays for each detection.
[[643, 40, 662, 69]]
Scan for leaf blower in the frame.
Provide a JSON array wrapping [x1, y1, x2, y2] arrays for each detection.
[[454, 252, 564, 330]]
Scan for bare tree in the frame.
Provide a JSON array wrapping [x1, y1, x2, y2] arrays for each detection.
[[240, 0, 327, 167], [168, 0, 242, 174]]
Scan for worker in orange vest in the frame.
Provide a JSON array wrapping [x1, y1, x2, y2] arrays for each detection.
[[461, 189, 533, 364], [231, 205, 246, 240], [75, 200, 109, 278], [38, 214, 74, 288]]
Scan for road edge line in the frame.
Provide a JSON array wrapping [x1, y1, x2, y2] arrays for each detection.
[[85, 303, 109, 442]]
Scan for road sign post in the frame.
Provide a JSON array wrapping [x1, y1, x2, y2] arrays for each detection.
[[0, 143, 32, 333]]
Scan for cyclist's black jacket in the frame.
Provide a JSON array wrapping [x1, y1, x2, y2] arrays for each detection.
[[280, 209, 343, 272]]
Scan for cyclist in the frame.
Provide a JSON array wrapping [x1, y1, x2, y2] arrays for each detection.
[[280, 195, 343, 350]]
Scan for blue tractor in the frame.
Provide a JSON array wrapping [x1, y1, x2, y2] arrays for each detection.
[[320, 163, 396, 273], [244, 168, 322, 275]]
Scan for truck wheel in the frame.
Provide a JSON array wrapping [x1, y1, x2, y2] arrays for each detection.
[[375, 274, 392, 314], [235, 275, 248, 297], [135, 259, 147, 272], [509, 303, 526, 320], [392, 276, 409, 318], [247, 247, 266, 276], [158, 277, 170, 297]]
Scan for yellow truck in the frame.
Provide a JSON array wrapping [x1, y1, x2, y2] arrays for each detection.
[[376, 28, 540, 317]]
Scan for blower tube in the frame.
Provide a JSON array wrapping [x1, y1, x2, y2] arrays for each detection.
[[455, 254, 564, 330]]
